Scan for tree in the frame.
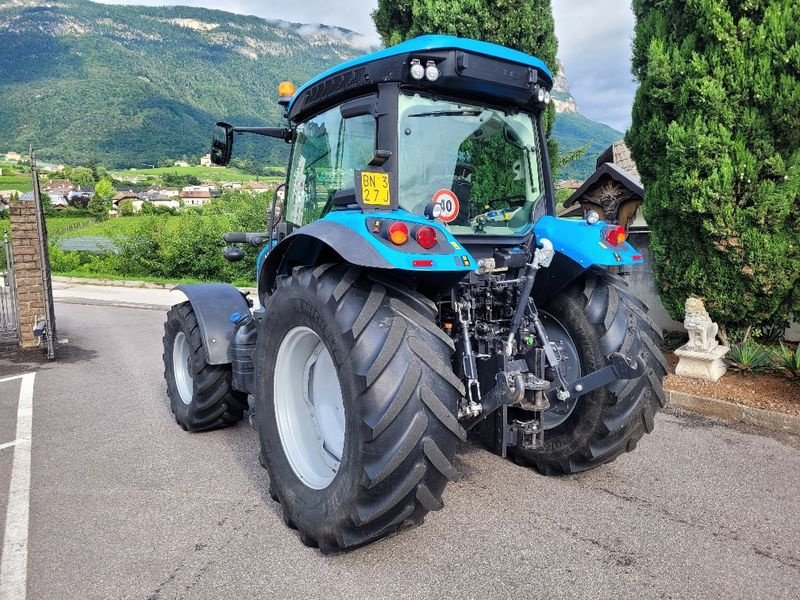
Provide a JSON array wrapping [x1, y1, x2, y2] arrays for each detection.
[[65, 166, 95, 188], [89, 177, 116, 220], [627, 0, 800, 332], [372, 0, 560, 168]]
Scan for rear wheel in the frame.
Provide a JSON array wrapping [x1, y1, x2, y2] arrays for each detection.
[[163, 302, 248, 431], [513, 268, 667, 474], [254, 264, 464, 552]]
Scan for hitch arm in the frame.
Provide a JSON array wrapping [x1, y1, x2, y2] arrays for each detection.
[[546, 352, 645, 401]]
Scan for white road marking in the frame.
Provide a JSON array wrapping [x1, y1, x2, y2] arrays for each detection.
[[0, 372, 35, 600], [0, 440, 21, 452], [0, 375, 27, 385]]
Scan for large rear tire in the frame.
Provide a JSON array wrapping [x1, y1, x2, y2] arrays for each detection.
[[254, 264, 464, 552], [163, 301, 248, 432], [514, 268, 667, 474]]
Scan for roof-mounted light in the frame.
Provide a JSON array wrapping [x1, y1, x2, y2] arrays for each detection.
[[425, 60, 439, 82], [410, 59, 424, 80], [278, 81, 296, 106]]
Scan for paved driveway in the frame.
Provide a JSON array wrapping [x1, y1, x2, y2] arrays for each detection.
[[1, 298, 798, 599]]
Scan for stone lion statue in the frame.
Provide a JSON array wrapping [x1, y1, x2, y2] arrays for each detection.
[[683, 297, 718, 352]]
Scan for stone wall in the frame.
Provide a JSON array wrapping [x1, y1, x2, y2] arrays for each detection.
[[9, 196, 45, 348], [626, 232, 683, 333]]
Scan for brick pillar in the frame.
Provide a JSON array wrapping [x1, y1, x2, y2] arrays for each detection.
[[9, 195, 45, 348]]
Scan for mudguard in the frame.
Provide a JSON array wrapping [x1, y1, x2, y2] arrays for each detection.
[[533, 216, 644, 268], [259, 210, 475, 295], [175, 283, 250, 365]]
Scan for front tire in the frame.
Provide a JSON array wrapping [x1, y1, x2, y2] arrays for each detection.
[[514, 268, 667, 474], [255, 265, 464, 552], [163, 301, 248, 431]]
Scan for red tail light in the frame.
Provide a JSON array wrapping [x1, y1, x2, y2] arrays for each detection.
[[603, 225, 627, 246], [387, 222, 409, 245], [415, 225, 437, 249]]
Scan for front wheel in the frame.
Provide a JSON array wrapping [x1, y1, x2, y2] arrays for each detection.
[[513, 268, 667, 474], [254, 265, 465, 552], [163, 302, 248, 431]]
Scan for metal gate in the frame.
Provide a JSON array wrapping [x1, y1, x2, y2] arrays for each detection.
[[0, 233, 19, 344]]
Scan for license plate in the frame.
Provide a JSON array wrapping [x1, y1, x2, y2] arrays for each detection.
[[359, 171, 390, 206]]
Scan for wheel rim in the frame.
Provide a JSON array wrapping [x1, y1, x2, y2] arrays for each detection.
[[539, 312, 582, 430], [173, 331, 193, 405], [274, 326, 345, 490]]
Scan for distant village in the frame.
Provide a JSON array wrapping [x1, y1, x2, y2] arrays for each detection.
[[0, 151, 278, 215]]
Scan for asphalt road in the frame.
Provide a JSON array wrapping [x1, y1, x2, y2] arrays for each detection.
[[1, 300, 799, 600]]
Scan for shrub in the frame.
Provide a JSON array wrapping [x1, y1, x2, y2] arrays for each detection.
[[726, 339, 772, 375], [772, 343, 800, 380], [627, 1, 800, 331]]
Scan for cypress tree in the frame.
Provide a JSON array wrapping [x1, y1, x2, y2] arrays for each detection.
[[372, 0, 560, 152], [627, 0, 800, 332]]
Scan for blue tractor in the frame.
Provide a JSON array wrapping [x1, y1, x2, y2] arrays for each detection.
[[162, 36, 666, 552]]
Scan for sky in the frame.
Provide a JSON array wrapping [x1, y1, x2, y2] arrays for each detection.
[[94, 0, 638, 132]]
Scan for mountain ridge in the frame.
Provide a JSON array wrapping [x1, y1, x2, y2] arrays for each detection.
[[0, 0, 621, 179]]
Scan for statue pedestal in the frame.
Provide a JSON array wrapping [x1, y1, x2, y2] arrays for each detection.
[[674, 344, 729, 382]]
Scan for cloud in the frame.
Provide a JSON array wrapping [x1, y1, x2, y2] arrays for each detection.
[[552, 0, 637, 132]]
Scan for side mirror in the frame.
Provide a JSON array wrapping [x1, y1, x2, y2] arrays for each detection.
[[211, 122, 234, 166], [223, 246, 245, 262]]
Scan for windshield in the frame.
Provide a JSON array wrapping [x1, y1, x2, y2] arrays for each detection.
[[398, 93, 544, 235]]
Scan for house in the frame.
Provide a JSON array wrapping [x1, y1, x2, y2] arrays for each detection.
[[43, 179, 74, 193], [47, 192, 70, 209], [159, 188, 180, 198], [4, 151, 21, 162], [112, 190, 142, 212], [199, 153, 212, 167], [144, 190, 180, 210], [174, 160, 190, 168], [244, 181, 274, 194], [180, 190, 212, 206]]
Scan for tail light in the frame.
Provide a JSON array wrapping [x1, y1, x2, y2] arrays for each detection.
[[415, 225, 437, 249], [387, 222, 409, 245], [603, 225, 627, 246]]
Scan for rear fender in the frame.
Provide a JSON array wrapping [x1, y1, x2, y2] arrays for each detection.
[[531, 216, 644, 304], [533, 216, 644, 268], [175, 283, 250, 365], [258, 211, 475, 297]]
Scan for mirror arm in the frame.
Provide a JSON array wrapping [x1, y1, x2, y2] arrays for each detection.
[[233, 126, 294, 142]]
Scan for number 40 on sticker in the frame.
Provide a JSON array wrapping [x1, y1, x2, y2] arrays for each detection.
[[432, 189, 460, 223]]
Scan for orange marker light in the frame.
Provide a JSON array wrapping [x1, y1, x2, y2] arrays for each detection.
[[603, 225, 627, 246], [278, 81, 296, 98], [388, 222, 409, 245]]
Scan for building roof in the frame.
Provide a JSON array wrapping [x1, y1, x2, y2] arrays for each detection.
[[564, 162, 643, 209], [112, 191, 140, 202], [180, 190, 212, 198], [596, 141, 641, 182]]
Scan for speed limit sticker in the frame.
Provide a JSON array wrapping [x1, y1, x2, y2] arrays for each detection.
[[432, 189, 460, 223]]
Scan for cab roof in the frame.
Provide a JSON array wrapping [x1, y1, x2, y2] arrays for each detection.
[[288, 35, 554, 113]]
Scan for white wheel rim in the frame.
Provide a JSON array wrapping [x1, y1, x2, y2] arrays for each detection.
[[274, 326, 345, 490], [173, 331, 193, 405]]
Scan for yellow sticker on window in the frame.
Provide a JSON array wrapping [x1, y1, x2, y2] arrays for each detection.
[[360, 171, 391, 206]]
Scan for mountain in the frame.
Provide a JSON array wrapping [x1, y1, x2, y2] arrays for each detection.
[[0, 0, 370, 167], [0, 0, 620, 179], [552, 60, 624, 181]]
